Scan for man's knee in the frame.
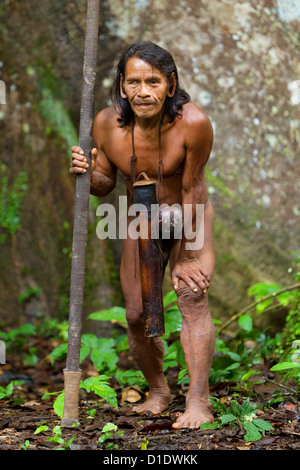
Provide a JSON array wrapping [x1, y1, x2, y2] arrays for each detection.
[[126, 306, 144, 327], [176, 282, 208, 311]]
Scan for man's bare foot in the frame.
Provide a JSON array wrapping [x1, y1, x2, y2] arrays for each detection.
[[133, 386, 171, 415], [172, 399, 214, 429]]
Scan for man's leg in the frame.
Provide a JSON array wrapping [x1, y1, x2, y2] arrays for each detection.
[[169, 241, 215, 429], [120, 235, 170, 414]]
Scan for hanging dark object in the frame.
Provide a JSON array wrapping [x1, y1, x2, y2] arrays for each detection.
[[133, 180, 165, 337], [61, 0, 100, 427]]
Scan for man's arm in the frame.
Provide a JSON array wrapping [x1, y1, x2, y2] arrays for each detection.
[[90, 111, 117, 197], [70, 110, 117, 197], [171, 108, 215, 293]]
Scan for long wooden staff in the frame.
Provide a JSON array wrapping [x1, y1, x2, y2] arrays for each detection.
[[61, 0, 100, 427]]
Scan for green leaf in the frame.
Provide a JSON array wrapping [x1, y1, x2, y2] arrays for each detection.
[[102, 422, 118, 433], [243, 421, 262, 442], [163, 308, 182, 338], [270, 361, 300, 371], [80, 376, 118, 408], [226, 351, 241, 362], [53, 392, 65, 418], [256, 298, 273, 314], [34, 425, 49, 434], [87, 306, 126, 323], [163, 290, 177, 307], [238, 314, 253, 331], [248, 283, 282, 298], [115, 369, 147, 388], [220, 414, 237, 425], [200, 421, 221, 430], [47, 343, 68, 365], [252, 418, 273, 432], [90, 338, 118, 373]]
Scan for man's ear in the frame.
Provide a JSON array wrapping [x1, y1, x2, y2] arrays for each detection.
[[167, 72, 176, 97], [120, 74, 127, 99]]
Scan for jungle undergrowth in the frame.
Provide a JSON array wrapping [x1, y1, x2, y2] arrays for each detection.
[[1, 254, 300, 445]]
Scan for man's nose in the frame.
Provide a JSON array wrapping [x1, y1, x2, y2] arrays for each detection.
[[137, 82, 150, 97]]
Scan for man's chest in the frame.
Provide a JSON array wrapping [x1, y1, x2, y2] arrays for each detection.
[[104, 126, 186, 179]]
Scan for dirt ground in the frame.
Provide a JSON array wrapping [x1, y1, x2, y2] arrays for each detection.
[[0, 347, 299, 453]]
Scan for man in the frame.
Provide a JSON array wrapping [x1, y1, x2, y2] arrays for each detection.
[[70, 42, 215, 429]]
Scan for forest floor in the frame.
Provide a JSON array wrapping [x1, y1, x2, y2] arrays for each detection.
[[0, 341, 299, 454]]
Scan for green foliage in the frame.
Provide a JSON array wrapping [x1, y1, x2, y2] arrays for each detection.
[[20, 440, 30, 450], [18, 285, 41, 305], [98, 422, 124, 450], [80, 376, 118, 408], [259, 254, 300, 386], [0, 380, 23, 400], [140, 438, 149, 450], [46, 425, 77, 450], [0, 170, 28, 240], [51, 375, 118, 419], [201, 397, 273, 442], [248, 282, 293, 314], [39, 87, 78, 152], [34, 425, 49, 435]]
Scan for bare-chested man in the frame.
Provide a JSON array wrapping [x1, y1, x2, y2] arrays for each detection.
[[70, 42, 215, 429]]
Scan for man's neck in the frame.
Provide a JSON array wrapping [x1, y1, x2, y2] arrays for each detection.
[[133, 112, 164, 132]]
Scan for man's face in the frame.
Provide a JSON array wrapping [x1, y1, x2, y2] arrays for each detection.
[[120, 57, 175, 121]]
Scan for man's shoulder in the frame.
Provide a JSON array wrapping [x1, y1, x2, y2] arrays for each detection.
[[180, 101, 213, 146], [94, 105, 119, 130], [181, 101, 212, 129]]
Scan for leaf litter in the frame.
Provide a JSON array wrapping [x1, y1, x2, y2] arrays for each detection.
[[0, 348, 299, 451]]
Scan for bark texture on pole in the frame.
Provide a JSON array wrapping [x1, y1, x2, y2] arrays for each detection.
[[61, 0, 100, 428]]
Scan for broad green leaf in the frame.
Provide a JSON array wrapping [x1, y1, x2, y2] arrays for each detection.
[[243, 421, 262, 442], [87, 306, 126, 323], [79, 344, 90, 363], [80, 376, 118, 408], [53, 392, 64, 418], [252, 419, 273, 432], [90, 338, 118, 373], [256, 298, 273, 314], [220, 414, 237, 425], [81, 334, 101, 349], [238, 314, 253, 331], [248, 283, 282, 298], [270, 361, 300, 371], [47, 343, 68, 365], [163, 308, 182, 337], [200, 421, 221, 430], [226, 351, 241, 362]]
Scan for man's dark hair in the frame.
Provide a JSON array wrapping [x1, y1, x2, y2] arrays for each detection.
[[110, 41, 190, 127]]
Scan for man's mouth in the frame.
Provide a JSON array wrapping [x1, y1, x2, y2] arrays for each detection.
[[135, 101, 155, 107]]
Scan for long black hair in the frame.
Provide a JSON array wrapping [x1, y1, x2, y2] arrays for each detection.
[[110, 41, 190, 127]]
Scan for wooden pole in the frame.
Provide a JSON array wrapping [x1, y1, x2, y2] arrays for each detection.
[[61, 0, 100, 427]]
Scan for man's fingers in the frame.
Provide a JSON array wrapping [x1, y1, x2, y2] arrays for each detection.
[[69, 165, 87, 174], [172, 272, 209, 294], [71, 146, 84, 155], [171, 273, 179, 291], [71, 154, 89, 166], [172, 273, 199, 293]]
